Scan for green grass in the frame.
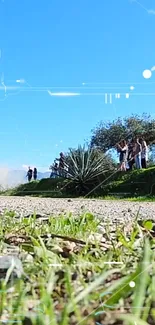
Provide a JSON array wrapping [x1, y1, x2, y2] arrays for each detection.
[[96, 195, 155, 202], [0, 178, 73, 198], [0, 210, 155, 324], [1, 166, 155, 200], [97, 166, 155, 198]]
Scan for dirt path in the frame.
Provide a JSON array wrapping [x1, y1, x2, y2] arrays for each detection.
[[0, 196, 154, 222]]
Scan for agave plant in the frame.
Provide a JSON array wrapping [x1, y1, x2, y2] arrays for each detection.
[[65, 145, 114, 195]]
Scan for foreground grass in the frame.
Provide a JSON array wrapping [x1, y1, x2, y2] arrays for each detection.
[[0, 211, 155, 324]]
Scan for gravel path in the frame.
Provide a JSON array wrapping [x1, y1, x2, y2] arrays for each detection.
[[0, 196, 155, 222]]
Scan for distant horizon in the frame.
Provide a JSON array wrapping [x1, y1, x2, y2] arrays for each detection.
[[0, 167, 51, 189]]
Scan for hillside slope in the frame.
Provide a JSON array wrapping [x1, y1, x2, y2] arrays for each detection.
[[100, 166, 155, 197], [1, 167, 155, 198], [1, 177, 70, 198]]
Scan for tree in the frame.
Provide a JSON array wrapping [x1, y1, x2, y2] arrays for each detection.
[[91, 114, 155, 152]]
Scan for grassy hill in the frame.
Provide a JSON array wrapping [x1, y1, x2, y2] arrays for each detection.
[[98, 166, 155, 198], [1, 166, 155, 199], [0, 177, 73, 198]]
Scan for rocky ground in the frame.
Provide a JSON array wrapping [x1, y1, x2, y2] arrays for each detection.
[[0, 196, 155, 222], [0, 196, 155, 325]]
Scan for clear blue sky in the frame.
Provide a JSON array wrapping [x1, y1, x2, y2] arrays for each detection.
[[0, 0, 155, 171]]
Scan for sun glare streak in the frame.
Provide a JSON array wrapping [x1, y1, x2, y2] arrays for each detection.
[[48, 91, 80, 97]]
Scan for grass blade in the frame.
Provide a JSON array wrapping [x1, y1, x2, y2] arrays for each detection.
[[67, 268, 121, 313], [119, 314, 149, 325], [132, 239, 151, 318]]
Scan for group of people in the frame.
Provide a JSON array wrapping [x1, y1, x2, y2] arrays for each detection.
[[117, 137, 147, 171], [26, 167, 37, 182], [26, 153, 67, 183], [50, 152, 68, 178], [26, 139, 148, 182]]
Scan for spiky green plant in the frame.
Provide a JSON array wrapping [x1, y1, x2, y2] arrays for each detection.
[[66, 145, 114, 195]]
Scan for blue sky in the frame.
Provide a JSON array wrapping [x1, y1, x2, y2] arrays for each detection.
[[0, 0, 155, 171]]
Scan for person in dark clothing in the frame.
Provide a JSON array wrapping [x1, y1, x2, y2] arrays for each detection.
[[56, 152, 65, 176], [59, 152, 65, 168], [127, 139, 135, 171], [49, 161, 58, 178], [53, 162, 58, 176], [117, 140, 128, 171], [49, 163, 54, 178], [33, 167, 37, 180], [27, 167, 32, 182]]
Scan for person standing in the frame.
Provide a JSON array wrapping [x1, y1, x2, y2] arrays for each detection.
[[139, 138, 147, 169], [127, 139, 135, 171], [33, 167, 37, 180], [54, 162, 58, 176], [117, 140, 128, 171], [26, 167, 33, 182], [52, 161, 58, 178], [56, 152, 65, 176], [134, 138, 142, 169]]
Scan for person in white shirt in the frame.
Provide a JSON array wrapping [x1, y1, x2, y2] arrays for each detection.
[[134, 138, 142, 169], [139, 138, 147, 169]]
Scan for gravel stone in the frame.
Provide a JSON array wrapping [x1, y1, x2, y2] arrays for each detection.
[[0, 196, 155, 224]]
